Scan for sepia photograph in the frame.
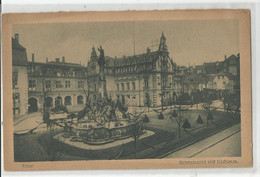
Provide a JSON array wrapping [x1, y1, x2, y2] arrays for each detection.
[[3, 10, 252, 170]]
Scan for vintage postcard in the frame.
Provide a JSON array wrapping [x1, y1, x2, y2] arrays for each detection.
[[2, 10, 252, 171]]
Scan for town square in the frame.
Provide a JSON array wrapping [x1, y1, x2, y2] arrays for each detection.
[[12, 20, 241, 161]]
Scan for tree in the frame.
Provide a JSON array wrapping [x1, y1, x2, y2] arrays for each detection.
[[207, 112, 213, 121], [143, 114, 150, 123], [202, 100, 220, 128], [129, 118, 143, 158], [144, 93, 151, 113], [223, 91, 241, 120], [197, 115, 203, 124], [41, 77, 53, 130], [170, 105, 193, 139], [171, 110, 178, 117]]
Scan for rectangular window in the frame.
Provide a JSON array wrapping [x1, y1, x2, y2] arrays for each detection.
[[46, 80, 51, 89], [55, 81, 62, 88], [162, 76, 167, 87], [117, 83, 119, 91], [65, 81, 71, 88], [13, 93, 20, 105], [29, 80, 36, 90], [127, 83, 130, 90], [132, 82, 136, 90], [13, 108, 20, 115], [144, 77, 149, 88], [121, 83, 124, 91], [12, 71, 18, 89], [127, 95, 130, 99], [28, 65, 35, 74], [78, 81, 84, 88]]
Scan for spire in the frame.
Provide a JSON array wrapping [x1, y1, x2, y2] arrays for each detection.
[[161, 31, 165, 40], [91, 46, 97, 59], [158, 32, 168, 53]]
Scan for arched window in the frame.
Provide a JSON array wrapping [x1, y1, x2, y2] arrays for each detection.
[[64, 96, 72, 106], [55, 96, 62, 107], [45, 97, 53, 107], [28, 97, 38, 113], [77, 95, 83, 104]]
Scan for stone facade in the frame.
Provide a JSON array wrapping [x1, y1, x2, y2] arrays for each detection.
[[27, 58, 88, 113], [12, 34, 29, 117], [87, 33, 178, 107], [12, 32, 241, 117]]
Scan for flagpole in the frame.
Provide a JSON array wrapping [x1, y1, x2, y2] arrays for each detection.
[[133, 21, 135, 56]]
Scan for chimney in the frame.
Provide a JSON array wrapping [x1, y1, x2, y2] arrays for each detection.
[[62, 56, 65, 63], [14, 33, 19, 43], [46, 57, 48, 63], [225, 54, 227, 60], [32, 53, 35, 62], [55, 58, 60, 62], [147, 47, 151, 54]]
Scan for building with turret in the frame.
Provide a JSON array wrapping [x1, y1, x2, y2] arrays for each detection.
[[87, 33, 178, 107]]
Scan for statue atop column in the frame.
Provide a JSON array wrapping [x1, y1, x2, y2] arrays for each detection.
[[98, 46, 105, 67], [97, 45, 107, 98]]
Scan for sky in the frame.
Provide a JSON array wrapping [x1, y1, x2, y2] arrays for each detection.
[[12, 20, 239, 66]]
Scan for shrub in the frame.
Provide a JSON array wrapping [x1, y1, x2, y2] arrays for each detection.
[[182, 118, 191, 129], [158, 112, 164, 119], [197, 115, 203, 124]]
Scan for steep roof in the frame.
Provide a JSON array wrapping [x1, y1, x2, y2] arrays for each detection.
[[225, 54, 239, 62], [203, 61, 224, 74], [46, 61, 85, 68], [29, 61, 86, 68], [104, 51, 159, 67], [12, 38, 28, 66], [183, 73, 207, 84]]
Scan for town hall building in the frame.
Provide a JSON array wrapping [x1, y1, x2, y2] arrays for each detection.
[[87, 32, 178, 107]]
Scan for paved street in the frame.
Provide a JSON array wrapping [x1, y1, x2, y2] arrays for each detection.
[[164, 124, 241, 158], [14, 112, 46, 134]]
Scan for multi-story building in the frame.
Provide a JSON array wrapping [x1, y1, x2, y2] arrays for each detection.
[[12, 34, 29, 117], [12, 32, 241, 117], [27, 56, 88, 113], [12, 33, 88, 117], [87, 33, 178, 107]]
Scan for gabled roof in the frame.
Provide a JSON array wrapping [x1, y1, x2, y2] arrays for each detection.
[[12, 38, 28, 66], [225, 54, 239, 62]]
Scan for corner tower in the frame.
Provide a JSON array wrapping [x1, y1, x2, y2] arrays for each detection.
[[158, 32, 168, 53]]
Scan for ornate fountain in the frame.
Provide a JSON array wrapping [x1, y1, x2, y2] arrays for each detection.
[[63, 98, 144, 145]]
